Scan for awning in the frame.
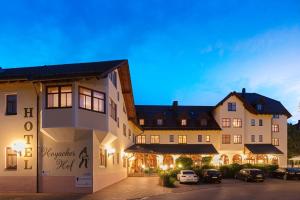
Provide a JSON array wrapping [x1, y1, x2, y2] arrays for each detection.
[[125, 144, 218, 154], [245, 144, 283, 154]]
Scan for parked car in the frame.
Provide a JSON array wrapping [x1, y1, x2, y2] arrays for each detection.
[[271, 168, 300, 180], [202, 169, 222, 183], [235, 169, 265, 182], [177, 170, 199, 183]]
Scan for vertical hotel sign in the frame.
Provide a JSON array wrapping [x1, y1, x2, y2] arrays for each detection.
[[23, 107, 34, 170]]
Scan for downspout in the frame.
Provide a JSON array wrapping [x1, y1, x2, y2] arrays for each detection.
[[33, 82, 40, 193]]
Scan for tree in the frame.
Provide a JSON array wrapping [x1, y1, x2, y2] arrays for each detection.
[[288, 123, 300, 158], [175, 156, 193, 169]]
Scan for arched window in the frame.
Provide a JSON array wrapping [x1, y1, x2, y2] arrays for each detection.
[[220, 154, 229, 165], [232, 154, 242, 164], [271, 156, 279, 165]]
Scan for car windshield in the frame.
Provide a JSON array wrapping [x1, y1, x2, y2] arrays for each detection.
[[207, 170, 220, 175], [182, 171, 195, 175], [249, 170, 263, 175], [287, 168, 300, 172]]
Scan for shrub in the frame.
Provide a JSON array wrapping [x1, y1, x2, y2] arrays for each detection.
[[158, 172, 176, 187], [175, 156, 193, 169], [219, 164, 243, 178]]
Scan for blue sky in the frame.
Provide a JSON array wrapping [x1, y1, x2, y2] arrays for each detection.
[[0, 0, 299, 122]]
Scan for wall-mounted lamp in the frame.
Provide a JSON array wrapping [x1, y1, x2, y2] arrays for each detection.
[[12, 141, 26, 156]]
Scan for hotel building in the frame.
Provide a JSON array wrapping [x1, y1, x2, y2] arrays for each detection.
[[0, 60, 291, 193]]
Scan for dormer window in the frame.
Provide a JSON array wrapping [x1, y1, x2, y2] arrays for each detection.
[[228, 102, 236, 111], [256, 104, 263, 111], [200, 119, 207, 126], [157, 119, 163, 126], [139, 119, 145, 126], [181, 119, 187, 126]]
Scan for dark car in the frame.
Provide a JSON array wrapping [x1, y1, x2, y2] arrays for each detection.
[[271, 168, 300, 180], [202, 169, 222, 183], [235, 169, 265, 182]]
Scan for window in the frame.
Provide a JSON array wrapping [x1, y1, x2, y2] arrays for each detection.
[[251, 135, 255, 142], [123, 124, 126, 136], [6, 94, 17, 115], [79, 87, 105, 113], [99, 147, 107, 167], [169, 135, 174, 142], [117, 117, 120, 128], [198, 135, 202, 142], [139, 119, 145, 126], [47, 86, 72, 108], [109, 98, 117, 121], [273, 114, 280, 119], [109, 71, 117, 88], [6, 147, 17, 170], [233, 135, 242, 144], [272, 124, 279, 132], [272, 138, 279, 146], [200, 119, 207, 126], [259, 119, 263, 126], [128, 129, 132, 138], [150, 135, 160, 144], [136, 135, 146, 144], [222, 118, 231, 128], [233, 118, 242, 128], [123, 103, 127, 114], [157, 119, 163, 126], [178, 135, 187, 144], [251, 119, 255, 126], [256, 104, 263, 111], [222, 135, 231, 144], [205, 135, 210, 142], [181, 119, 187, 126], [228, 102, 236, 111], [259, 135, 263, 142]]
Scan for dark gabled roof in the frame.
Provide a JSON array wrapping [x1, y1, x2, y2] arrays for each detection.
[[215, 91, 291, 118], [135, 105, 221, 130], [245, 144, 283, 154], [0, 60, 138, 121], [0, 60, 126, 81], [125, 144, 218, 154]]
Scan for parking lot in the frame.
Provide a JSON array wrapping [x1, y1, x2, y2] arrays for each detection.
[[0, 178, 300, 200]]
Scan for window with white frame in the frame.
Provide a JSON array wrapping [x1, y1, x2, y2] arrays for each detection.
[[222, 118, 231, 128], [150, 135, 160, 144], [233, 118, 242, 128], [228, 102, 236, 111], [178, 135, 187, 144], [233, 135, 242, 144], [251, 119, 255, 126], [139, 119, 145, 126], [6, 147, 17, 170], [181, 119, 187, 126], [136, 135, 146, 144], [272, 124, 279, 132], [272, 138, 279, 146], [205, 135, 210, 142]]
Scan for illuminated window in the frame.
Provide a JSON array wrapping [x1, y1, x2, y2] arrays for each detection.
[[222, 135, 231, 144], [233, 118, 242, 128], [6, 147, 17, 170], [47, 85, 72, 108], [272, 138, 279, 146], [178, 135, 187, 144], [222, 118, 231, 128], [99, 147, 107, 167], [109, 99, 117, 121], [181, 119, 187, 126], [136, 135, 146, 144], [139, 119, 145, 126], [272, 124, 279, 132], [233, 135, 242, 144], [150, 135, 160, 144], [6, 94, 17, 115], [228, 102, 236, 111], [205, 135, 210, 142], [251, 119, 255, 126], [79, 87, 105, 113], [157, 119, 163, 126]]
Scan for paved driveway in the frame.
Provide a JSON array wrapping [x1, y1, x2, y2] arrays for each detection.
[[1, 178, 300, 200]]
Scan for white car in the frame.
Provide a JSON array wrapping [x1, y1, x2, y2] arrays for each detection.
[[177, 170, 199, 183]]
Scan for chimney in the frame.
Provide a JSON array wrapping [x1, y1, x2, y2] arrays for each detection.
[[242, 88, 246, 94], [172, 101, 178, 108]]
